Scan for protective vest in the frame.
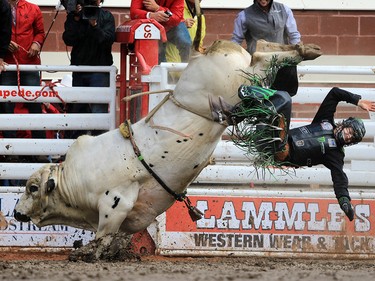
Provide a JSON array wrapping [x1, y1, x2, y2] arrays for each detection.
[[289, 121, 338, 167], [243, 2, 288, 54]]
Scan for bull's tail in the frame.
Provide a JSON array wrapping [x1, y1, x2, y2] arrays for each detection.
[[192, 0, 202, 53]]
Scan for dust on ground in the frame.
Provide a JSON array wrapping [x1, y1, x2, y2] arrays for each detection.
[[0, 251, 374, 281]]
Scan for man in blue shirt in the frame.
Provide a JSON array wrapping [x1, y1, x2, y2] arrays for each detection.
[[232, 0, 301, 55]]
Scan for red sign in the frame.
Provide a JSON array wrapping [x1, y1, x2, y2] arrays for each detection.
[[160, 196, 375, 255]]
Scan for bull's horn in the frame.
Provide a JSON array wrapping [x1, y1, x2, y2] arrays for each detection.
[[296, 43, 323, 61]]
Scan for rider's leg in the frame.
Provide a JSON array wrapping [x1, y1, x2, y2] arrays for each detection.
[[235, 86, 292, 161]]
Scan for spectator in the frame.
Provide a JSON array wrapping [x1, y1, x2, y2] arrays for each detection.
[[232, 85, 375, 221], [0, 0, 11, 74], [232, 0, 301, 97], [232, 0, 301, 55], [130, 0, 192, 63], [62, 0, 115, 138], [0, 0, 11, 171], [0, 0, 46, 141], [166, 0, 205, 63], [0, 0, 47, 187]]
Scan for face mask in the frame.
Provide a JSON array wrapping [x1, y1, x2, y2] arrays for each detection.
[[334, 127, 347, 146]]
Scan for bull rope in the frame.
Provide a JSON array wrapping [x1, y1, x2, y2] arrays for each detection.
[[123, 89, 225, 138], [124, 89, 221, 123], [123, 91, 194, 137], [119, 120, 203, 222], [122, 89, 173, 102]]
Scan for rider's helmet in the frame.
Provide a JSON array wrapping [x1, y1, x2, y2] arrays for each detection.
[[335, 117, 366, 146]]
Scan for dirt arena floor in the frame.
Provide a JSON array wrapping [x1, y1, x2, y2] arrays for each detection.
[[0, 251, 374, 281]]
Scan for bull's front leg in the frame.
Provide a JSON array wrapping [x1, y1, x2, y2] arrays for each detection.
[[96, 181, 140, 238], [69, 182, 140, 262]]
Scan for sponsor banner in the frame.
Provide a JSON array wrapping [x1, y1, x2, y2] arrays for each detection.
[[0, 87, 59, 100], [0, 193, 93, 247], [160, 194, 375, 255]]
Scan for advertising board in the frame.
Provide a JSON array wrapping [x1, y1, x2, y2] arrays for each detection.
[[0, 193, 93, 247], [157, 189, 375, 257]]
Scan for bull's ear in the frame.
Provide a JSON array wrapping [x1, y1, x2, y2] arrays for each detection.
[[46, 179, 55, 193], [40, 167, 51, 209]]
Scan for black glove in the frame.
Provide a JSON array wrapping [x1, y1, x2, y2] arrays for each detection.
[[338, 196, 354, 221]]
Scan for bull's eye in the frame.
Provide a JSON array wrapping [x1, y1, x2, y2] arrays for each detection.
[[29, 185, 39, 193]]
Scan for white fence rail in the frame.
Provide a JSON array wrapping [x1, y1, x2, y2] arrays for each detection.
[[0, 64, 129, 249], [1, 62, 375, 254], [0, 65, 117, 186], [1, 64, 375, 188]]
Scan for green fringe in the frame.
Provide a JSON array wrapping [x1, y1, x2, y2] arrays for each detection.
[[230, 55, 299, 176], [231, 98, 284, 165]]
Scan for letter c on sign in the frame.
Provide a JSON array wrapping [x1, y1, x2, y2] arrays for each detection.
[[144, 24, 152, 39]]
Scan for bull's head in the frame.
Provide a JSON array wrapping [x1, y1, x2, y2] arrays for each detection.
[[14, 164, 59, 226]]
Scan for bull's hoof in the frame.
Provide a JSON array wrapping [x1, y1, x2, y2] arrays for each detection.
[[68, 232, 140, 263], [101, 233, 140, 262], [297, 43, 322, 61], [69, 239, 98, 263]]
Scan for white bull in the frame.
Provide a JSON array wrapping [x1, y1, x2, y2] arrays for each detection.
[[14, 39, 321, 261]]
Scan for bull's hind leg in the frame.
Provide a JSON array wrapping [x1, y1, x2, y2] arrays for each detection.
[[69, 182, 140, 262], [254, 39, 322, 60], [255, 39, 297, 52]]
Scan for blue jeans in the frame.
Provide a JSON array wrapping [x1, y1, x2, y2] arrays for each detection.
[[0, 71, 45, 139], [66, 72, 109, 138], [159, 22, 192, 63]]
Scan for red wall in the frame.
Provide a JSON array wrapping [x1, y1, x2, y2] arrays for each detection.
[[41, 8, 375, 56]]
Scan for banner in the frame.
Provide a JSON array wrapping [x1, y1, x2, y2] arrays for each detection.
[[0, 193, 93, 247], [159, 194, 375, 256]]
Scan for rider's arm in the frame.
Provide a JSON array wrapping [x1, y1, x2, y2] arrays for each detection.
[[323, 150, 350, 200], [312, 87, 361, 123]]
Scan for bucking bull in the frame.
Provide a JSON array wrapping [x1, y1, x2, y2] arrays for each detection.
[[14, 39, 321, 261]]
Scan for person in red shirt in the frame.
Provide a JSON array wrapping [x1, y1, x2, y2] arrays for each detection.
[[0, 0, 46, 140], [130, 0, 192, 62]]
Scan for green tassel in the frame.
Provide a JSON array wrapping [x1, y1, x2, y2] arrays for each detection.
[[230, 55, 300, 176]]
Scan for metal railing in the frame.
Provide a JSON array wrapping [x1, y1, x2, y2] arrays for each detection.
[[0, 64, 118, 188]]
